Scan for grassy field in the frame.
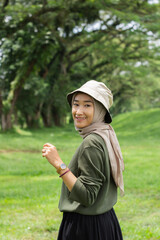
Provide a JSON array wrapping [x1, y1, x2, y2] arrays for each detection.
[[0, 108, 160, 240]]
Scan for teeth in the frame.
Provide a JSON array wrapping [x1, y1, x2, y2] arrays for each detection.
[[76, 116, 86, 119]]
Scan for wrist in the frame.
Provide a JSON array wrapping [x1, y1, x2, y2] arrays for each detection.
[[59, 168, 70, 177], [56, 163, 67, 174]]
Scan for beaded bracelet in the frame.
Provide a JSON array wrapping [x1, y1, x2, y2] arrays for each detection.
[[59, 169, 70, 178]]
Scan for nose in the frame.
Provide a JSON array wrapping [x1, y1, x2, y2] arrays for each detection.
[[76, 106, 83, 115]]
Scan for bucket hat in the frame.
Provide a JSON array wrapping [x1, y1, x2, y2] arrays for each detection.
[[67, 80, 113, 123]]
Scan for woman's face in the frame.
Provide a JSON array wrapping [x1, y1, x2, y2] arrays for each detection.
[[72, 93, 94, 128]]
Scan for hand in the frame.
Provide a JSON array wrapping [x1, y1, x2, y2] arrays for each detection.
[[42, 143, 63, 169]]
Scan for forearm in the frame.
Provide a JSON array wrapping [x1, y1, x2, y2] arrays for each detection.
[[59, 168, 77, 192]]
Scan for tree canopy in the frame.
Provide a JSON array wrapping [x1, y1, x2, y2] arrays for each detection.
[[0, 0, 160, 130]]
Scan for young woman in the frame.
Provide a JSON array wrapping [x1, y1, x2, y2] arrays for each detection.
[[42, 80, 124, 240]]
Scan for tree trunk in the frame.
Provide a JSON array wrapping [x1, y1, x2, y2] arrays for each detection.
[[41, 103, 52, 127], [13, 110, 19, 126], [1, 112, 12, 131], [52, 106, 61, 126], [0, 91, 2, 130], [0, 90, 13, 131], [1, 61, 35, 131], [53, 112, 61, 126], [24, 103, 43, 128], [24, 114, 36, 128]]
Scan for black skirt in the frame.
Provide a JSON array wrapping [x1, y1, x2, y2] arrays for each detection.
[[57, 208, 123, 240]]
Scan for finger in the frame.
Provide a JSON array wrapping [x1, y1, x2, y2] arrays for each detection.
[[42, 146, 49, 150], [42, 148, 51, 155], [42, 149, 47, 153], [42, 152, 47, 157], [42, 149, 49, 156], [43, 143, 53, 147]]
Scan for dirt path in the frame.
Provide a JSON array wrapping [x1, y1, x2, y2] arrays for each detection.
[[0, 149, 40, 154]]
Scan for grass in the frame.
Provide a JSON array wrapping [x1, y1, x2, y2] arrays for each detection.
[[0, 108, 160, 239]]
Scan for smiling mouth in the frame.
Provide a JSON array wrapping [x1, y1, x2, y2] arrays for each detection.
[[75, 116, 86, 121]]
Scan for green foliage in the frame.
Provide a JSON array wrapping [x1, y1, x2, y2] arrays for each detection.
[[1, 0, 160, 130]]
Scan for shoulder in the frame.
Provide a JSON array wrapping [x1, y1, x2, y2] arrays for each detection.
[[82, 133, 106, 152]]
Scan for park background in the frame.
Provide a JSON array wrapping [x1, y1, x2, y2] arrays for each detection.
[[0, 0, 160, 239]]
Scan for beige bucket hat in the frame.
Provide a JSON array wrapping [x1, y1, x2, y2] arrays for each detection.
[[67, 80, 113, 123]]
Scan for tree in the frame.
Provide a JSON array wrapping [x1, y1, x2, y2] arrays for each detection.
[[0, 0, 160, 130]]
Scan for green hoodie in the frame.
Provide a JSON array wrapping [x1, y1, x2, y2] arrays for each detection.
[[58, 133, 117, 215]]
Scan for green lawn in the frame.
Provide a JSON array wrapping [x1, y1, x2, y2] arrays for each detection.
[[0, 108, 160, 240]]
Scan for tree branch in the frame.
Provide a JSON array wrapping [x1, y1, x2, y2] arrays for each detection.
[[67, 52, 89, 71], [91, 59, 110, 72], [2, 0, 9, 10], [2, 6, 63, 37], [43, 0, 48, 8]]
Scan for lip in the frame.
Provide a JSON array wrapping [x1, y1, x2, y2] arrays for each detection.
[[75, 116, 86, 122]]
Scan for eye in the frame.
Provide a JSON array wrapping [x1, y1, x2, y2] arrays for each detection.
[[73, 103, 79, 107], [85, 104, 91, 107]]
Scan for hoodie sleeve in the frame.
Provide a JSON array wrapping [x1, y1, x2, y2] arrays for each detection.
[[68, 146, 107, 207]]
